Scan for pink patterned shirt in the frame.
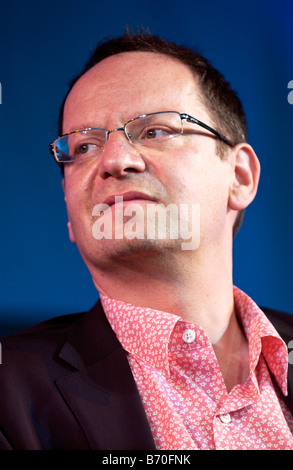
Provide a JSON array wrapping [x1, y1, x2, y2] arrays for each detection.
[[100, 287, 293, 450]]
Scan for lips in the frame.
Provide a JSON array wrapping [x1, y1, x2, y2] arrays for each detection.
[[102, 191, 158, 207]]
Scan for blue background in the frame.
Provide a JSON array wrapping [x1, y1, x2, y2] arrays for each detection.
[[1, 0, 292, 335]]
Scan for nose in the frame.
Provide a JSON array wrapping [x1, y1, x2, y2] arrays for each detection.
[[97, 131, 146, 179]]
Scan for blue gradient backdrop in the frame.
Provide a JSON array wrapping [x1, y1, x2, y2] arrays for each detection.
[[1, 0, 292, 335]]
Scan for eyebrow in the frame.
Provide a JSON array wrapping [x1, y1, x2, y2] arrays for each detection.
[[63, 123, 105, 135], [63, 110, 161, 135]]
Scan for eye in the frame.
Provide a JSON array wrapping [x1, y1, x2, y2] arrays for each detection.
[[73, 142, 99, 159], [66, 129, 106, 160], [77, 143, 97, 155], [72, 135, 105, 159], [140, 126, 175, 141]]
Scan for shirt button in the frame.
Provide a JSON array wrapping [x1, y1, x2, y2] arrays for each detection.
[[219, 413, 231, 424], [182, 329, 196, 343]]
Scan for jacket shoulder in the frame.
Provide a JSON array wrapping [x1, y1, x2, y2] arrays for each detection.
[[1, 311, 83, 340], [0, 300, 107, 373], [0, 312, 82, 355]]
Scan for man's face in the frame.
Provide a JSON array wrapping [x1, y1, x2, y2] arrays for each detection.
[[62, 52, 235, 271]]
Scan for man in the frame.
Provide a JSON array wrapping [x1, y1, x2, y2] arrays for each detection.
[[0, 31, 293, 450]]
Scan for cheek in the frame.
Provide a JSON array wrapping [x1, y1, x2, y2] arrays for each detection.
[[64, 165, 96, 212], [166, 151, 232, 219], [163, 153, 207, 204], [63, 174, 92, 236]]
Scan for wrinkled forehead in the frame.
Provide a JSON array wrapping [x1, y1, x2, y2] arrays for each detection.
[[62, 52, 207, 133]]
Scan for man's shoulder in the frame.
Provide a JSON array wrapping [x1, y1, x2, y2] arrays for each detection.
[[260, 306, 293, 342], [0, 312, 85, 377], [0, 299, 111, 372], [0, 303, 103, 387], [0, 301, 103, 365], [0, 300, 104, 344], [1, 311, 83, 345]]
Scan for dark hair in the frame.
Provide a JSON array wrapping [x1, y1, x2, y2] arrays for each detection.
[[58, 29, 247, 235]]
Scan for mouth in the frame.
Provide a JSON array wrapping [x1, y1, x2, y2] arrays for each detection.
[[102, 191, 158, 207]]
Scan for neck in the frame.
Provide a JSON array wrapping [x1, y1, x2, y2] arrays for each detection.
[[91, 244, 235, 343]]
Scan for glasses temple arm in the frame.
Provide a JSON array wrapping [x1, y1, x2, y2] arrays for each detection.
[[180, 113, 233, 147]]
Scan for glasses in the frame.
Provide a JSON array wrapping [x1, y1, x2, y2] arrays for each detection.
[[49, 111, 233, 165]]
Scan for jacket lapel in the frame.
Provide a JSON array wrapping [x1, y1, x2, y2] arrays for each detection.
[[55, 301, 155, 450]]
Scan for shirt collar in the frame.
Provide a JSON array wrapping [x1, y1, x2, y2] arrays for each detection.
[[234, 286, 289, 395], [101, 287, 289, 394]]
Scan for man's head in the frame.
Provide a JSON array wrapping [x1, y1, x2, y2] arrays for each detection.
[[55, 31, 260, 276], [56, 31, 251, 237]]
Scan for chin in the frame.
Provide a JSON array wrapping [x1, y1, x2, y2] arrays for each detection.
[[89, 236, 182, 265]]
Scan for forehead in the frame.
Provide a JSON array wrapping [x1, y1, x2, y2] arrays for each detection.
[[63, 51, 205, 132]]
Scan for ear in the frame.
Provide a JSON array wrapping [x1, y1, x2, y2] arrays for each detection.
[[228, 143, 260, 211], [62, 178, 76, 244]]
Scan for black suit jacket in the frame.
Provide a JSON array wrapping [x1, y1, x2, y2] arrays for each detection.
[[0, 300, 292, 450]]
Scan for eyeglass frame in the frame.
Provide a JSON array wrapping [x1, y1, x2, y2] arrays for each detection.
[[49, 111, 234, 165]]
